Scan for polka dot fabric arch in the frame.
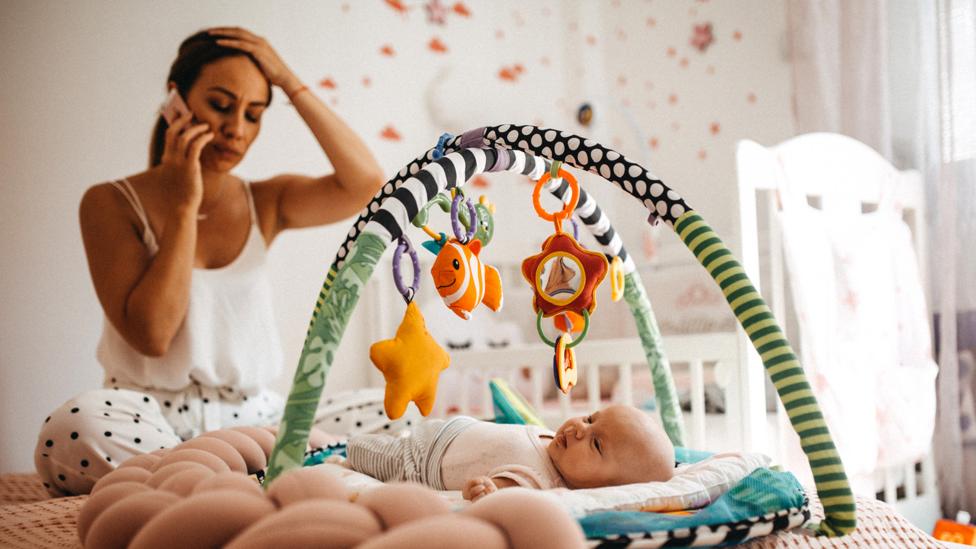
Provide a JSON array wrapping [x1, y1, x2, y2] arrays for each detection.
[[267, 125, 856, 539]]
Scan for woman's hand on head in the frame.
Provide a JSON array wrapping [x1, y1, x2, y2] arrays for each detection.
[[160, 109, 214, 213], [207, 27, 299, 91]]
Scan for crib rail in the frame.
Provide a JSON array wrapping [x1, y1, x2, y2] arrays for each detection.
[[444, 333, 739, 450]]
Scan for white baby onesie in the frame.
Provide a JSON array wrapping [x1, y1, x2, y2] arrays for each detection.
[[440, 421, 566, 490]]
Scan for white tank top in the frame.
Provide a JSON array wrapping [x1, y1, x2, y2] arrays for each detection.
[[96, 178, 283, 393]]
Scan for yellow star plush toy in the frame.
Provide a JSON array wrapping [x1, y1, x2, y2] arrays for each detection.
[[370, 301, 451, 419]]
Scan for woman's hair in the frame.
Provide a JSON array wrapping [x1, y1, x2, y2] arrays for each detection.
[[148, 30, 273, 167]]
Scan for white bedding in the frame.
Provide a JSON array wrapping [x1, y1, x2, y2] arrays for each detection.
[[323, 451, 771, 519]]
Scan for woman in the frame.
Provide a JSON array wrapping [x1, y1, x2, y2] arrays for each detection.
[[35, 28, 398, 496]]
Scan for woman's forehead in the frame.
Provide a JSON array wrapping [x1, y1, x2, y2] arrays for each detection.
[[195, 57, 269, 103]]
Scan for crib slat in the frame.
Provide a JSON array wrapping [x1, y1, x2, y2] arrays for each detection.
[[883, 467, 897, 503], [482, 381, 493, 419], [559, 387, 571, 418], [587, 363, 600, 412], [530, 367, 544, 413], [904, 461, 918, 499], [690, 360, 706, 449], [459, 370, 470, 416], [766, 192, 787, 329], [922, 453, 936, 496], [618, 363, 633, 406]]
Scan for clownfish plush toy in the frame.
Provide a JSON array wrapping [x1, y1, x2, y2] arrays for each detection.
[[431, 238, 503, 320]]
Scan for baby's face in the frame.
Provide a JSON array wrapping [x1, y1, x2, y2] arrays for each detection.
[[546, 405, 674, 489]]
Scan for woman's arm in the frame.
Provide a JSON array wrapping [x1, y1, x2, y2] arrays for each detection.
[[271, 83, 386, 229], [81, 112, 213, 357], [209, 28, 385, 238], [81, 188, 197, 357]]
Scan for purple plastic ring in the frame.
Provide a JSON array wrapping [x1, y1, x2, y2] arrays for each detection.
[[393, 234, 420, 303], [451, 194, 478, 243], [571, 218, 579, 240]]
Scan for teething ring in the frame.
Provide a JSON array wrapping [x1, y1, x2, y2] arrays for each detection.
[[536, 309, 589, 348], [392, 235, 420, 303], [610, 256, 625, 302], [553, 332, 578, 394], [532, 168, 580, 225], [451, 193, 478, 243]]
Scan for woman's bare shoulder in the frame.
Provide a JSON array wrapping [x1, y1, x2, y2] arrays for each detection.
[[79, 172, 153, 225]]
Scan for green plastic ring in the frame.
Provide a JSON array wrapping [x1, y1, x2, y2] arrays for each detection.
[[535, 309, 589, 348], [549, 159, 563, 179]]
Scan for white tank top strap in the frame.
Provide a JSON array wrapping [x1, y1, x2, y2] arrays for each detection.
[[241, 180, 257, 226], [109, 178, 159, 253]]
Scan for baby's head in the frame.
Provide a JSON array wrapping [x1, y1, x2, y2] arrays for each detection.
[[546, 404, 675, 489]]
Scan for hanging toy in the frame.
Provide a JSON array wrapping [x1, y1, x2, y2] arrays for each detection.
[[551, 218, 585, 333], [430, 192, 503, 320], [414, 188, 497, 252], [554, 311, 584, 334], [468, 195, 496, 246], [609, 256, 625, 302], [553, 332, 578, 393], [413, 192, 452, 255], [521, 162, 609, 394], [369, 234, 451, 419]]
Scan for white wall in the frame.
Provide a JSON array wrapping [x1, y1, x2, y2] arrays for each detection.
[[0, 0, 793, 472]]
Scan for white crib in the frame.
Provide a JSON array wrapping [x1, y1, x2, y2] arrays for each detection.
[[735, 133, 939, 531]]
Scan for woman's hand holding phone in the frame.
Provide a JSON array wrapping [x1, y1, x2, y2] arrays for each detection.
[[159, 95, 213, 216]]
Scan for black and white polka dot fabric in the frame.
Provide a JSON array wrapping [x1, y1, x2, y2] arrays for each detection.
[[479, 124, 691, 227], [35, 385, 283, 496], [34, 386, 414, 496], [313, 388, 420, 438], [34, 389, 181, 496]]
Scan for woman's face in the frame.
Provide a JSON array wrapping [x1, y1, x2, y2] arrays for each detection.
[[182, 56, 270, 172]]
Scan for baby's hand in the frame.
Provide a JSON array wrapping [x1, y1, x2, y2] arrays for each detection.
[[463, 476, 498, 501]]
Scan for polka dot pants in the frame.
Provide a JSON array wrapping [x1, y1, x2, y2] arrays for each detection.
[[34, 384, 282, 496], [35, 386, 418, 496]]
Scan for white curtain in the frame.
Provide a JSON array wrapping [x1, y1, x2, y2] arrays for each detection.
[[787, 0, 976, 517], [788, 0, 892, 159]]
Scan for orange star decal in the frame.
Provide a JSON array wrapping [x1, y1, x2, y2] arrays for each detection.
[[380, 125, 402, 141], [428, 37, 448, 53]]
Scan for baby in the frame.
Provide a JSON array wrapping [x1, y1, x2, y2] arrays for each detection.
[[346, 404, 675, 501]]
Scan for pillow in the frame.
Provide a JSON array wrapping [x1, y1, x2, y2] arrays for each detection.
[[548, 452, 772, 518], [322, 451, 770, 519]]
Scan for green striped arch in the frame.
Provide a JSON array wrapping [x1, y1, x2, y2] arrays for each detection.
[[674, 210, 856, 536]]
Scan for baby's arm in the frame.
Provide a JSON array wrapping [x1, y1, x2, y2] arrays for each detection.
[[463, 475, 519, 501]]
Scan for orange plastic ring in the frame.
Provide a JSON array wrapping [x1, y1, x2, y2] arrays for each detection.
[[532, 168, 580, 223]]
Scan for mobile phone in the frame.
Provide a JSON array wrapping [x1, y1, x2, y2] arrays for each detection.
[[160, 89, 191, 125]]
